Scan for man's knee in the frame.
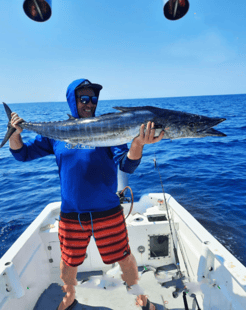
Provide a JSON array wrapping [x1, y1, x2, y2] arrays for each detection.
[[118, 252, 135, 267]]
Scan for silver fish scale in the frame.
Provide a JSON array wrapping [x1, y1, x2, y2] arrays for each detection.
[[65, 114, 142, 146], [13, 107, 226, 147], [21, 112, 147, 146], [67, 126, 141, 147], [0, 104, 226, 149]]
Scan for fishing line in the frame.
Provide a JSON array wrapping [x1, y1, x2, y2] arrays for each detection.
[[153, 152, 190, 280]]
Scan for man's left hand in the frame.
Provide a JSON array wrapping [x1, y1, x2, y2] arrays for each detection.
[[133, 121, 164, 146], [127, 122, 164, 160]]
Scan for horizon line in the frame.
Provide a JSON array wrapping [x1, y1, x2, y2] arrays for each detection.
[[5, 92, 246, 105]]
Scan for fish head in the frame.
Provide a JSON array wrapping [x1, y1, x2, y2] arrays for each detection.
[[181, 115, 226, 138], [148, 107, 226, 139]]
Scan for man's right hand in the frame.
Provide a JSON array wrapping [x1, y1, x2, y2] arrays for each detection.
[[9, 112, 24, 150], [11, 112, 23, 135]]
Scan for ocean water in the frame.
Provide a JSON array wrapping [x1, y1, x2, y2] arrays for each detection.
[[0, 95, 245, 266]]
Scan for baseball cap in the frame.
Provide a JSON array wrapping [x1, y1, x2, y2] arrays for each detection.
[[75, 79, 103, 92]]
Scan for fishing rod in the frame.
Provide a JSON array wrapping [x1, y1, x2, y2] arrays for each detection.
[[153, 153, 203, 309], [152, 153, 193, 284]]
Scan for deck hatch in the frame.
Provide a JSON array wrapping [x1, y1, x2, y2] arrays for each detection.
[[148, 235, 169, 259], [147, 214, 167, 222]]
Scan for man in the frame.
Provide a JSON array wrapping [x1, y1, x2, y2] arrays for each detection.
[[10, 79, 164, 310]]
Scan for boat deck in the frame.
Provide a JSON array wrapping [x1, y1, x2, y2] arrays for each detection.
[[3, 196, 246, 310], [33, 268, 195, 310]]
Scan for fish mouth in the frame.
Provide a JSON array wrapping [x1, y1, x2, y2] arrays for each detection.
[[205, 117, 226, 127], [207, 117, 226, 130], [197, 118, 227, 137], [205, 128, 227, 137], [215, 118, 226, 124]]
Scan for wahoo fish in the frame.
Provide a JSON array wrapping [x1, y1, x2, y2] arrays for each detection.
[[0, 102, 226, 148]]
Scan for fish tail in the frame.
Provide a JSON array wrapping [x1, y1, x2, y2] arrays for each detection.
[[0, 102, 17, 148]]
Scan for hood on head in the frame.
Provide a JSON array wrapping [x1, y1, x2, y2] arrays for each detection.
[[66, 78, 102, 118]]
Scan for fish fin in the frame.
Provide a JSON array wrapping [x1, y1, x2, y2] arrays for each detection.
[[113, 106, 137, 112], [0, 127, 16, 148], [0, 102, 17, 148], [113, 106, 164, 113], [3, 102, 12, 121], [113, 107, 165, 128], [67, 114, 76, 120]]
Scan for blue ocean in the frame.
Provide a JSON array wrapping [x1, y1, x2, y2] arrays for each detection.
[[0, 95, 245, 266]]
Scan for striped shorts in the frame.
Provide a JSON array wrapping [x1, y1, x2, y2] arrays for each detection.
[[58, 205, 131, 267]]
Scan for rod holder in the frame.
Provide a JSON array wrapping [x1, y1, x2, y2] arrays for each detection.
[[1, 262, 25, 299]]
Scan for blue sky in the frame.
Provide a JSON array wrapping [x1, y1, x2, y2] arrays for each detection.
[[1, 0, 246, 103]]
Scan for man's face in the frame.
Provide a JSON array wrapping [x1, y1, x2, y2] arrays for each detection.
[[76, 88, 97, 118]]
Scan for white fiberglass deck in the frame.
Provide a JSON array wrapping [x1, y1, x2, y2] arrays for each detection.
[[33, 268, 194, 310]]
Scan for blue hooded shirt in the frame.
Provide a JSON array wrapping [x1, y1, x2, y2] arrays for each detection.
[[66, 79, 85, 118], [10, 79, 141, 213]]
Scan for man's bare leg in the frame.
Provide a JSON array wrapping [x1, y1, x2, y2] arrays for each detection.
[[57, 260, 78, 310], [118, 253, 156, 309], [118, 253, 139, 286]]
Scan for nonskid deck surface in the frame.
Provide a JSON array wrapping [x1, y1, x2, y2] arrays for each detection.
[[34, 268, 195, 310]]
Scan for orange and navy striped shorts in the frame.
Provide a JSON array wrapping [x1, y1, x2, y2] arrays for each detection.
[[58, 205, 131, 267]]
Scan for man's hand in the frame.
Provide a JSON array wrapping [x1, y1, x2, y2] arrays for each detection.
[[9, 112, 24, 150], [11, 112, 23, 135], [127, 122, 164, 160], [133, 121, 164, 146]]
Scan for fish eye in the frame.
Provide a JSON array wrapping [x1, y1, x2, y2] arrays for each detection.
[[188, 122, 195, 128]]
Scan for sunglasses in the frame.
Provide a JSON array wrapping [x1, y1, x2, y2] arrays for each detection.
[[77, 95, 98, 105]]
